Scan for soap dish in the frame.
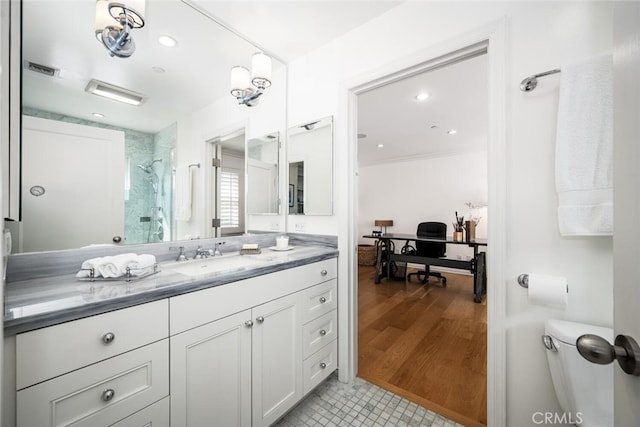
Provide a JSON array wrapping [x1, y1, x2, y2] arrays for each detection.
[[240, 248, 261, 255]]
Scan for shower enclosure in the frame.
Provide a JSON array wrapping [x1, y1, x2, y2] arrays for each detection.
[[137, 159, 166, 243], [124, 124, 176, 245]]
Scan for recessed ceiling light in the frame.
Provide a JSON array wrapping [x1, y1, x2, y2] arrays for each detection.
[[415, 92, 430, 101], [158, 35, 177, 48], [447, 129, 457, 135], [377, 144, 384, 148], [92, 112, 104, 118]]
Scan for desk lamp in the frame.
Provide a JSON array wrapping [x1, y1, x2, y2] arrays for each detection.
[[374, 220, 393, 235]]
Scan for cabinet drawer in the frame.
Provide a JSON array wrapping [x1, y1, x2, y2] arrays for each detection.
[[170, 258, 338, 335], [17, 299, 168, 389], [302, 310, 337, 359], [301, 279, 337, 323], [110, 396, 169, 427], [303, 340, 337, 395], [17, 339, 169, 427]]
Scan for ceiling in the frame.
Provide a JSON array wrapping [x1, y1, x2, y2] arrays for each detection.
[[357, 53, 489, 166], [191, 0, 405, 63], [20, 0, 486, 165]]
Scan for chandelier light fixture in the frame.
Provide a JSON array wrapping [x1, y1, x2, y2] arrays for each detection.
[[95, 0, 146, 58], [230, 52, 272, 107]]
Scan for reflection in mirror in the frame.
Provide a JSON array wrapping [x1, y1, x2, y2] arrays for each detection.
[[248, 132, 280, 215], [14, 0, 286, 253], [288, 116, 333, 215], [206, 131, 246, 237], [288, 162, 304, 214]]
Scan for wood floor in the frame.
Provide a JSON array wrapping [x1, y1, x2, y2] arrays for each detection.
[[357, 265, 487, 427]]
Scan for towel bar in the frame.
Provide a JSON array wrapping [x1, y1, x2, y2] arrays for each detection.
[[520, 68, 561, 92]]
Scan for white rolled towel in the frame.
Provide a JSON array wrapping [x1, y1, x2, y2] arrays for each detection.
[[98, 253, 138, 278], [123, 254, 157, 276], [75, 257, 105, 278]]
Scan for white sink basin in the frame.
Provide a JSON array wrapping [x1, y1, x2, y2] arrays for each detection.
[[165, 255, 270, 277]]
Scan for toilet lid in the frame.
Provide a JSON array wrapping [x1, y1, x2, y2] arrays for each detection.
[[545, 319, 613, 345]]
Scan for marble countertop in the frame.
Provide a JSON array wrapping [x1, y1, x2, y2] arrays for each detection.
[[4, 245, 338, 336]]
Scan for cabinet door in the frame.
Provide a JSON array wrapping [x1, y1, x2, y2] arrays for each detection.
[[170, 310, 252, 427], [252, 292, 303, 427]]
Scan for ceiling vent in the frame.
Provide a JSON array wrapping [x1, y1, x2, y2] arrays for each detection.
[[24, 61, 59, 77], [85, 79, 146, 106]]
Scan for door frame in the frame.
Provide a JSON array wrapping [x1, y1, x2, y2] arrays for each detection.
[[338, 19, 507, 427]]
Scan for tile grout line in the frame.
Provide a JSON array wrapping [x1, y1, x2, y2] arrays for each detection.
[[276, 372, 463, 427]]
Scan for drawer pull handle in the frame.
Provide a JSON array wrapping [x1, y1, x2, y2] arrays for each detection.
[[320, 362, 327, 369], [256, 316, 265, 324], [319, 297, 327, 304], [320, 329, 327, 336], [102, 389, 115, 402], [245, 320, 254, 328], [102, 332, 115, 344], [321, 269, 328, 276]]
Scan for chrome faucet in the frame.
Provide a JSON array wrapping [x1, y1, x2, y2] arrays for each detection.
[[213, 241, 226, 256], [169, 246, 188, 261], [194, 246, 214, 259]]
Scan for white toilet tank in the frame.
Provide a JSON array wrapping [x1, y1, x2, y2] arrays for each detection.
[[544, 319, 613, 427]]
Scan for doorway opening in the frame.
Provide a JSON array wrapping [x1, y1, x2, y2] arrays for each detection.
[[205, 129, 246, 238], [355, 45, 489, 426]]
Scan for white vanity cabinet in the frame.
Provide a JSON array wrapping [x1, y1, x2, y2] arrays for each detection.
[[4, 256, 338, 427], [169, 258, 337, 427], [14, 300, 170, 427]]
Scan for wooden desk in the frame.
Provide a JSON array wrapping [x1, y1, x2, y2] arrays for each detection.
[[362, 233, 488, 303]]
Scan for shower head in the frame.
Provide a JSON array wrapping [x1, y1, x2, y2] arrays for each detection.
[[137, 159, 162, 173]]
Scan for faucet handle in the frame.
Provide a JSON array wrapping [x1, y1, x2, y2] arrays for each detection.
[[214, 241, 226, 256], [169, 246, 189, 261], [194, 246, 213, 259]]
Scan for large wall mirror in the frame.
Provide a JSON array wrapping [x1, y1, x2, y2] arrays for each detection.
[[287, 116, 333, 215], [9, 0, 286, 253], [248, 132, 280, 215]]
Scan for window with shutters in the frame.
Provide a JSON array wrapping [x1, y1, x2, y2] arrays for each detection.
[[220, 170, 240, 228]]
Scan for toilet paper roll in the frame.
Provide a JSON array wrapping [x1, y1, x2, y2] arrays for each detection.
[[527, 274, 568, 309]]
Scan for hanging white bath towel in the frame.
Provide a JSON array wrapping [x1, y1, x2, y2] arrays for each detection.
[[555, 53, 613, 236], [174, 165, 193, 221]]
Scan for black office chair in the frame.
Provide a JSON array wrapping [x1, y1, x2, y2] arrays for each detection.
[[406, 222, 447, 286]]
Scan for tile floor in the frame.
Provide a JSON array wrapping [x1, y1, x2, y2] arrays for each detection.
[[275, 372, 463, 427]]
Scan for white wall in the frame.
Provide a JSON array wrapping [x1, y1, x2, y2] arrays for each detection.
[[175, 66, 287, 240], [287, 2, 613, 426], [358, 150, 488, 262]]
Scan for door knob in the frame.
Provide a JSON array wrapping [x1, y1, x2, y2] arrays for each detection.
[[577, 334, 640, 376]]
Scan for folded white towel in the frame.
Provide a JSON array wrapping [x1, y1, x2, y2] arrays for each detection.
[[174, 165, 192, 221], [75, 257, 104, 278], [97, 253, 138, 278], [124, 254, 156, 276], [555, 53, 613, 236]]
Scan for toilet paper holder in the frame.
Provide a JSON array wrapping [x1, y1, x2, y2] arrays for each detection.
[[517, 274, 529, 288]]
